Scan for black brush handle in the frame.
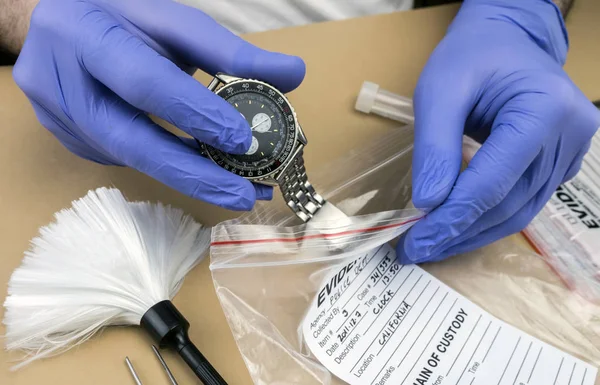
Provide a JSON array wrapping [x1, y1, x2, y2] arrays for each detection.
[[180, 343, 227, 384], [141, 300, 228, 385]]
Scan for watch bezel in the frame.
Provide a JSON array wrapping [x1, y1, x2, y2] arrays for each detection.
[[202, 78, 300, 181]]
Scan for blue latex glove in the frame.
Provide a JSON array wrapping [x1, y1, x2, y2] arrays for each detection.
[[14, 0, 306, 210], [398, 0, 600, 263]]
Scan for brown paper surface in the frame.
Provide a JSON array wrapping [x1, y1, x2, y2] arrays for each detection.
[[1, 2, 599, 384]]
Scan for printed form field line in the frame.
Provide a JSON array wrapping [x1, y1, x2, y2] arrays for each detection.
[[483, 326, 503, 363], [343, 303, 370, 339], [398, 296, 459, 385], [512, 341, 533, 385], [456, 320, 492, 385], [372, 291, 452, 382], [553, 357, 565, 385], [380, 264, 405, 294], [395, 288, 445, 368], [349, 271, 422, 373], [372, 255, 398, 288], [336, 303, 360, 333], [338, 248, 385, 309], [330, 246, 383, 312], [376, 278, 430, 354], [336, 270, 410, 344], [528, 348, 543, 383], [446, 315, 483, 377], [568, 362, 576, 385], [377, 270, 414, 312], [496, 336, 521, 385]]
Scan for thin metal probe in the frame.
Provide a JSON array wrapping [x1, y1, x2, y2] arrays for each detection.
[[152, 345, 179, 385], [125, 357, 144, 385]]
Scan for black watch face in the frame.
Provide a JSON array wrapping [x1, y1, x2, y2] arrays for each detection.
[[205, 80, 297, 179]]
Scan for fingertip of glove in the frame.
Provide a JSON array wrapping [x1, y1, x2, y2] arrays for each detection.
[[396, 236, 411, 265], [396, 231, 440, 265], [259, 52, 306, 93], [412, 194, 441, 213], [235, 46, 306, 93], [188, 177, 257, 211], [276, 54, 306, 91], [396, 234, 420, 265], [255, 184, 274, 201], [221, 187, 257, 211], [219, 118, 252, 154], [412, 180, 452, 211], [412, 158, 458, 211], [191, 101, 252, 154]]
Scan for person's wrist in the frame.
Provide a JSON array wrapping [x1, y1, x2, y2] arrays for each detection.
[[453, 0, 569, 65], [0, 0, 38, 55]]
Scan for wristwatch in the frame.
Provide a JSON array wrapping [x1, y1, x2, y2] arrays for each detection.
[[197, 73, 325, 222]]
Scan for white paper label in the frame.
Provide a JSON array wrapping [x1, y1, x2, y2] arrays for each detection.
[[545, 172, 600, 257], [526, 170, 600, 299], [303, 244, 598, 385]]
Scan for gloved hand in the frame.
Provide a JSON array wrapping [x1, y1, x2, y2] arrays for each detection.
[[14, 0, 306, 210], [398, 0, 600, 263]]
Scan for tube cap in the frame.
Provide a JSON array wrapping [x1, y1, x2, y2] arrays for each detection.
[[355, 81, 380, 114], [354, 81, 414, 125]]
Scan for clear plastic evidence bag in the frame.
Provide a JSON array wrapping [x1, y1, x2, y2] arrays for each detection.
[[356, 80, 600, 304], [523, 133, 600, 302], [209, 127, 600, 385]]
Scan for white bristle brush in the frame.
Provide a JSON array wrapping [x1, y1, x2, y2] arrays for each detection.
[[3, 187, 227, 385]]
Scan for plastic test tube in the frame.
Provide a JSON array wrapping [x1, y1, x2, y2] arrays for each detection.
[[354, 81, 483, 162], [355, 81, 414, 125]]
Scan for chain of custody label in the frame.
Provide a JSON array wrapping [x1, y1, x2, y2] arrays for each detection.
[[302, 244, 598, 385]]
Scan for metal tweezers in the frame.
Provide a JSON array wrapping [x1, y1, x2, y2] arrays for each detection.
[[125, 345, 179, 385]]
